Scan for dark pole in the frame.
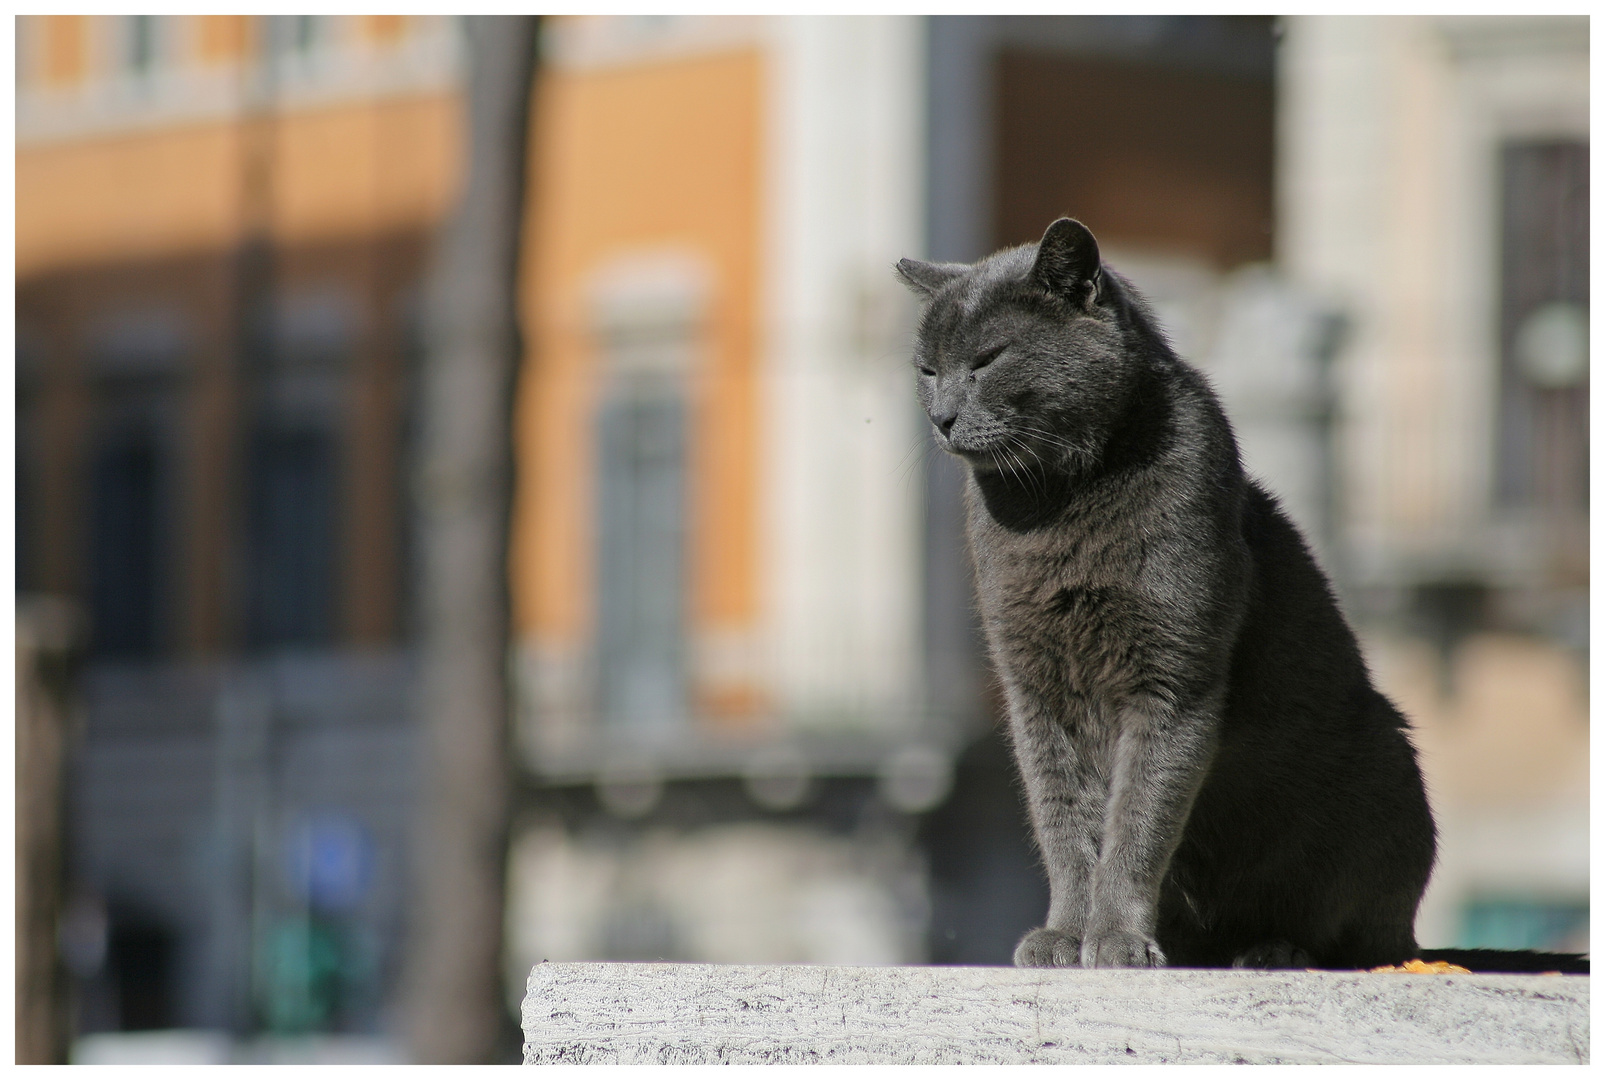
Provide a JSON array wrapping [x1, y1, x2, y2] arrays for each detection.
[[403, 15, 540, 1064], [14, 599, 79, 1063]]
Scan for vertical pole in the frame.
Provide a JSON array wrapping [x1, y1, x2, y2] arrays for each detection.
[[14, 599, 78, 1063], [403, 15, 539, 1064]]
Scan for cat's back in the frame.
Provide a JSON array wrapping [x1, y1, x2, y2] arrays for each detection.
[[1227, 481, 1404, 734]]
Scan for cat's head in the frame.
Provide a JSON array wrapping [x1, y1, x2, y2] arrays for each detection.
[[896, 218, 1150, 475]]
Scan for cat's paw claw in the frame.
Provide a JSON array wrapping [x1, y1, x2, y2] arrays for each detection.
[[1082, 930, 1165, 968], [1014, 927, 1082, 967], [1231, 940, 1312, 970]]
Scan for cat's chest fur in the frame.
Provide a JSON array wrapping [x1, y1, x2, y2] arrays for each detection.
[[965, 468, 1239, 708]]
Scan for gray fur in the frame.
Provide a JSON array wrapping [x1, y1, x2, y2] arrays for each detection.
[[897, 219, 1436, 970]]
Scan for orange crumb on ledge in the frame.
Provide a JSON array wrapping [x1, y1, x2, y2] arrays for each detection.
[[1367, 959, 1472, 974]]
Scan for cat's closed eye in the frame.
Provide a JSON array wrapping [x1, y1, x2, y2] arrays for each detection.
[[971, 344, 1008, 371]]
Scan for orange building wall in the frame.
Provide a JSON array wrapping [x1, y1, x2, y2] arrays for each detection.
[[17, 94, 461, 275], [18, 125, 245, 276], [512, 50, 766, 654]]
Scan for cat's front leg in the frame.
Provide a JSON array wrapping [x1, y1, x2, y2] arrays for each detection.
[[1082, 699, 1218, 968], [1006, 692, 1107, 968]]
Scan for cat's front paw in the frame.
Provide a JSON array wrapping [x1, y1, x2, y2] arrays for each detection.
[[1013, 927, 1082, 967], [1082, 930, 1165, 968]]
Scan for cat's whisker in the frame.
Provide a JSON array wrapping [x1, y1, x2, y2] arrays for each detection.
[[913, 439, 941, 489], [998, 434, 1046, 501], [1016, 442, 1049, 502], [998, 438, 1045, 502], [1013, 420, 1079, 446], [1006, 434, 1071, 468], [985, 447, 1004, 484], [998, 440, 1027, 493], [995, 444, 1029, 493], [894, 431, 935, 482], [1012, 423, 1081, 457]]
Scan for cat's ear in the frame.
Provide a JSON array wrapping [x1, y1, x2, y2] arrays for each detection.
[[895, 258, 966, 298], [1031, 218, 1101, 306]]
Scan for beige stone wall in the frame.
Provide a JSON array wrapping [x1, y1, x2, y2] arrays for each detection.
[[1364, 630, 1588, 947]]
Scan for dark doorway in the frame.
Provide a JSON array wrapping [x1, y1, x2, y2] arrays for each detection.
[[993, 28, 1276, 266], [107, 911, 178, 1031]]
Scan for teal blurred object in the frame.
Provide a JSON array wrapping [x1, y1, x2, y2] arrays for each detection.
[[257, 917, 343, 1033], [1458, 897, 1588, 952], [256, 915, 377, 1034]]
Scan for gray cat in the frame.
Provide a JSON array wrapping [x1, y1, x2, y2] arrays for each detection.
[[897, 219, 1437, 969]]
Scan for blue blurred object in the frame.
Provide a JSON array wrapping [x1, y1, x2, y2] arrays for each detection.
[[287, 815, 374, 913]]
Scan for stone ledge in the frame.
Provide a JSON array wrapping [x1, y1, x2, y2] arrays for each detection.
[[521, 962, 1588, 1064]]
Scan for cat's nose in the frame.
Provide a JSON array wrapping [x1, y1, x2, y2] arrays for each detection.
[[932, 408, 958, 437]]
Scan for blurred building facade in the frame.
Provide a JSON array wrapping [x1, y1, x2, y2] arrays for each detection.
[[504, 15, 942, 987], [16, 14, 462, 1052], [1277, 15, 1588, 952], [14, 14, 1587, 1053]]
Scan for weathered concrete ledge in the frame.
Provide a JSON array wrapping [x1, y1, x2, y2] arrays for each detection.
[[522, 962, 1588, 1065]]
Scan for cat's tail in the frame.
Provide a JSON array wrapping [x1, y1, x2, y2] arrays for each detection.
[[1416, 948, 1589, 974]]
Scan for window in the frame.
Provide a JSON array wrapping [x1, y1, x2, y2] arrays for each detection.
[[126, 15, 155, 77], [588, 254, 708, 735], [16, 330, 43, 594], [268, 15, 322, 57], [292, 15, 319, 54], [1495, 140, 1588, 514], [595, 386, 689, 732], [243, 292, 351, 650], [244, 425, 339, 648], [86, 312, 186, 659], [88, 431, 168, 657]]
